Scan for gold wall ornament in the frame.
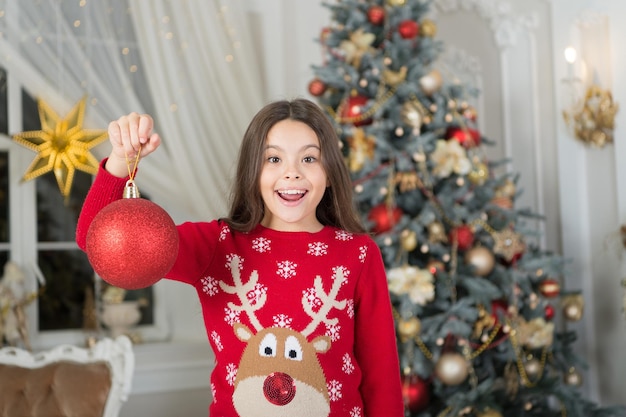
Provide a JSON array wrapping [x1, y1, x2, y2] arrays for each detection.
[[12, 97, 108, 197], [562, 84, 619, 148]]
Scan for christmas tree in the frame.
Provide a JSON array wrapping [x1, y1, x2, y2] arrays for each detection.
[[308, 1, 626, 416]]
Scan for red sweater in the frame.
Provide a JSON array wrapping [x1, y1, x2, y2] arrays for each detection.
[[76, 161, 404, 417]]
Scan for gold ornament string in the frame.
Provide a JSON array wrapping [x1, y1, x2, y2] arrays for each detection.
[[125, 145, 142, 181]]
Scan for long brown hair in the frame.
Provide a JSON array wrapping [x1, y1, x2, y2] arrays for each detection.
[[224, 98, 365, 234]]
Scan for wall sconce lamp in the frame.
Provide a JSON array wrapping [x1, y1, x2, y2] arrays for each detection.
[[562, 14, 619, 148]]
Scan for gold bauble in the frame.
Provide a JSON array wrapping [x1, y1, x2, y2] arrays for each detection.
[[400, 100, 424, 130], [524, 358, 542, 379], [564, 368, 583, 387], [561, 294, 584, 321], [397, 316, 421, 342], [427, 221, 447, 243], [401, 229, 418, 252], [435, 352, 468, 385], [468, 162, 489, 185], [386, 0, 406, 6], [496, 179, 516, 198], [464, 246, 495, 276], [477, 409, 503, 417], [419, 69, 443, 96], [420, 19, 437, 38]]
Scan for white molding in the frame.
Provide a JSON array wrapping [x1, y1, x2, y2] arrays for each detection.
[[433, 0, 538, 49]]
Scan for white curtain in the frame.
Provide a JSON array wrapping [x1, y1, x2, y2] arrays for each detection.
[[0, 0, 265, 220]]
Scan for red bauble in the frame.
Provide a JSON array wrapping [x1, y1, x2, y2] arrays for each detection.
[[340, 95, 372, 126], [544, 303, 555, 320], [308, 78, 327, 97], [367, 6, 386, 25], [398, 20, 419, 39], [401, 374, 430, 413], [539, 278, 560, 298], [368, 203, 403, 234], [448, 225, 474, 251], [446, 127, 481, 148], [86, 198, 179, 290]]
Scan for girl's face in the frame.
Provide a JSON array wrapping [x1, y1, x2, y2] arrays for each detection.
[[259, 119, 328, 232]]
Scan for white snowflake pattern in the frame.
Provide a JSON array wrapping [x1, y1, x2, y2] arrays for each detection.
[[252, 237, 271, 253], [211, 383, 217, 403], [327, 380, 343, 402], [224, 307, 241, 326], [302, 287, 321, 309], [219, 225, 230, 241], [247, 283, 267, 305], [307, 241, 328, 256], [350, 407, 363, 417], [342, 353, 355, 374], [332, 266, 349, 285], [276, 260, 297, 279], [211, 331, 223, 352], [326, 322, 341, 342], [226, 254, 243, 271], [201, 275, 219, 296], [226, 363, 238, 386], [346, 299, 355, 318], [335, 230, 353, 241], [272, 314, 293, 328], [358, 245, 368, 263]]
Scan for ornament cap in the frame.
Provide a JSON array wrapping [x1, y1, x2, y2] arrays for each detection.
[[123, 179, 141, 199]]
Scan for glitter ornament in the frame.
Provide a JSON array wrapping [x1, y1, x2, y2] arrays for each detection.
[[86, 180, 179, 290], [367, 203, 403, 234], [339, 94, 372, 127], [464, 246, 495, 276], [367, 5, 385, 25], [307, 78, 327, 97], [449, 225, 474, 251], [446, 126, 481, 148], [263, 372, 296, 405], [401, 373, 430, 413], [398, 20, 419, 39]]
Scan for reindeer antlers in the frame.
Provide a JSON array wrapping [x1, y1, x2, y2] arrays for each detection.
[[220, 257, 347, 338], [219, 256, 265, 332], [301, 268, 347, 337]]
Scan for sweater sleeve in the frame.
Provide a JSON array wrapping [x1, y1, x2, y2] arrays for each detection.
[[354, 237, 404, 417], [76, 158, 130, 251]]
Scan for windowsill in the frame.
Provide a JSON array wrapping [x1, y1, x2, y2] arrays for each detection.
[[130, 340, 214, 395]]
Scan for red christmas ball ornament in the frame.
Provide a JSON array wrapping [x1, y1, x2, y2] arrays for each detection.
[[448, 225, 474, 251], [539, 278, 560, 298], [86, 182, 179, 290], [544, 303, 555, 320], [401, 373, 430, 413], [308, 78, 327, 97], [446, 126, 481, 148], [367, 5, 386, 25], [367, 203, 403, 234], [398, 20, 419, 39], [340, 94, 372, 127]]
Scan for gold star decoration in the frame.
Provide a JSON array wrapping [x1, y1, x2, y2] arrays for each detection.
[[492, 228, 526, 262], [12, 97, 108, 198]]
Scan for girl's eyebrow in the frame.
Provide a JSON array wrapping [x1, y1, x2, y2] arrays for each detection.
[[264, 144, 321, 152]]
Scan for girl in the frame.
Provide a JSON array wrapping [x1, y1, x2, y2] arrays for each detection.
[[76, 99, 404, 417]]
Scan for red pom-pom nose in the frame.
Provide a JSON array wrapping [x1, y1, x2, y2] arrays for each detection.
[[263, 372, 296, 406], [86, 192, 179, 290]]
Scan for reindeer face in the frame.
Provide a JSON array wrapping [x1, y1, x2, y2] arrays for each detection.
[[232, 324, 331, 417], [219, 256, 347, 417]]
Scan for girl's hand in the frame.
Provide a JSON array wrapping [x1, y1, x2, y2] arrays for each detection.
[[105, 112, 162, 177]]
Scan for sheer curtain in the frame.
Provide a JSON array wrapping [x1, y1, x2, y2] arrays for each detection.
[[0, 0, 265, 220]]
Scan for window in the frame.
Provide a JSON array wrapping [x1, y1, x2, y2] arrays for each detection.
[[1, 69, 167, 349]]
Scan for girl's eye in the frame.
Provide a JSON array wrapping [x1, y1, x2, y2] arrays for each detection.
[[303, 156, 317, 163], [267, 156, 280, 163]]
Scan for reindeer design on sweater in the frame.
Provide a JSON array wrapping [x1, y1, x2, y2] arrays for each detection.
[[219, 256, 346, 417]]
